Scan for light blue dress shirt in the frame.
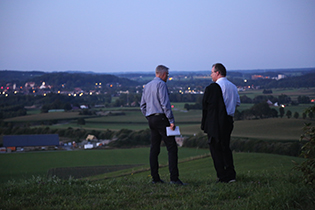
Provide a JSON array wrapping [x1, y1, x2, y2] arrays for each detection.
[[216, 77, 241, 117], [140, 77, 175, 124]]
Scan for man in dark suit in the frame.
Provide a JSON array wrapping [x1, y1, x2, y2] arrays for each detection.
[[201, 63, 240, 183]]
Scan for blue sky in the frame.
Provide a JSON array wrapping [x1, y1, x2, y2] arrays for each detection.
[[1, 0, 314, 73]]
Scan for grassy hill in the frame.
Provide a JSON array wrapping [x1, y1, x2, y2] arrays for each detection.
[[0, 148, 314, 209]]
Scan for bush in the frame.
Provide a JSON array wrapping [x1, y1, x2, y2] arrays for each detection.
[[182, 132, 208, 148], [108, 129, 151, 148], [295, 105, 315, 190], [182, 134, 302, 157]]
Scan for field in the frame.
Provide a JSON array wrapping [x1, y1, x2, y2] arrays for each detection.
[[0, 148, 209, 184], [12, 108, 314, 140], [1, 149, 314, 209], [238, 87, 315, 101], [2, 100, 313, 143], [1, 88, 315, 209]]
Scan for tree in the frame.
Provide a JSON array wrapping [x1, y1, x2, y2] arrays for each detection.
[[63, 102, 72, 111], [279, 107, 285, 118], [297, 95, 311, 104], [240, 95, 252, 103], [269, 108, 278, 118], [294, 105, 315, 190], [286, 110, 292, 119], [293, 112, 299, 119], [77, 118, 85, 125], [302, 112, 307, 119], [250, 102, 271, 119], [263, 89, 272, 94], [278, 94, 291, 104], [184, 103, 190, 111], [241, 109, 254, 120], [252, 95, 269, 104]]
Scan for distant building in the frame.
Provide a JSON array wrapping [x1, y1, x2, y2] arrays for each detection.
[[277, 74, 286, 80], [86, 134, 97, 141], [3, 134, 59, 152], [251, 75, 269, 80]]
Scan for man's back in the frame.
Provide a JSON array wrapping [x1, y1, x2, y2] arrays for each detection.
[[216, 77, 240, 116], [140, 77, 174, 123]]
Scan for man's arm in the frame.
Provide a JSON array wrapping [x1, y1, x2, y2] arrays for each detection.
[[201, 86, 209, 131], [140, 89, 147, 116], [158, 82, 175, 125]]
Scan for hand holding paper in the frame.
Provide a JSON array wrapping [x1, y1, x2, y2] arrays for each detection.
[[166, 126, 181, 136]]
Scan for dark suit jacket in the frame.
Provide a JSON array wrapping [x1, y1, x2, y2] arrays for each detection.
[[201, 83, 229, 143]]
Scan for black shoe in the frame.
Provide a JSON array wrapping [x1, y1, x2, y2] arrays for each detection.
[[152, 179, 165, 184], [170, 179, 187, 185]]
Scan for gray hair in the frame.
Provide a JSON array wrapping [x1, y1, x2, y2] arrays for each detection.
[[155, 65, 169, 75]]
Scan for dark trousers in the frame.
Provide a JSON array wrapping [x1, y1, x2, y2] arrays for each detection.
[[147, 114, 179, 181], [208, 117, 236, 182]]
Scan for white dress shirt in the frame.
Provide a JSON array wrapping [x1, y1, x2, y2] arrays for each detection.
[[216, 77, 240, 117]]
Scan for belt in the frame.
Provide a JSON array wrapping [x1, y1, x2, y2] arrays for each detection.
[[147, 113, 162, 118]]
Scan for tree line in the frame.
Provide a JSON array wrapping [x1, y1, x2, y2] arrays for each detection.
[[0, 125, 150, 148], [184, 93, 314, 120]]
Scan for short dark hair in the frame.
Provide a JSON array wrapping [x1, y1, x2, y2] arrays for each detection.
[[212, 63, 226, 76]]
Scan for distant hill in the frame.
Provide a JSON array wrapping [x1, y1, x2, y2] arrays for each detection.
[[1, 68, 314, 90], [0, 70, 45, 82], [0, 71, 140, 90], [31, 72, 140, 89]]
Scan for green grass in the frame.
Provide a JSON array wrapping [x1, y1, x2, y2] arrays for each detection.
[[1, 150, 314, 209], [233, 118, 313, 140], [0, 147, 209, 184], [236, 103, 311, 115]]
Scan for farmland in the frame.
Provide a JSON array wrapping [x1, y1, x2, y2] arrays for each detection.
[[238, 87, 315, 101], [0, 88, 315, 209], [0, 147, 210, 183], [3, 99, 314, 140]]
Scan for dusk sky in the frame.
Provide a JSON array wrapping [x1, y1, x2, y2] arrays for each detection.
[[1, 0, 315, 73]]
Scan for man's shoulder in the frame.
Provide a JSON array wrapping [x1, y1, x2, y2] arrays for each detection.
[[149, 77, 164, 83], [218, 77, 237, 87], [207, 82, 220, 87], [206, 82, 221, 91], [145, 77, 165, 88]]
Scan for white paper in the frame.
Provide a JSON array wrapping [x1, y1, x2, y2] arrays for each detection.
[[166, 126, 181, 136]]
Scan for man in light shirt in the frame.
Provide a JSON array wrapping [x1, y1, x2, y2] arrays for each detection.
[[201, 63, 240, 183], [140, 65, 186, 185]]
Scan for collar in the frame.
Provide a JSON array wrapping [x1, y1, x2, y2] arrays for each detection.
[[154, 77, 164, 82], [216, 77, 227, 83]]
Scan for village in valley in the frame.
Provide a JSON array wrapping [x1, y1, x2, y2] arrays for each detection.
[[0, 68, 314, 154]]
